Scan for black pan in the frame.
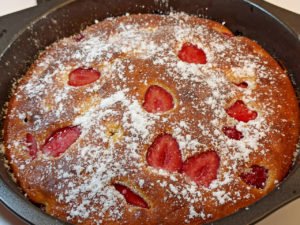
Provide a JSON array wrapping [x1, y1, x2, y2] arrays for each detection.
[[0, 0, 299, 224]]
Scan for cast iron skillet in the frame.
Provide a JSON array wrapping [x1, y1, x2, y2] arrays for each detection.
[[0, 0, 299, 224]]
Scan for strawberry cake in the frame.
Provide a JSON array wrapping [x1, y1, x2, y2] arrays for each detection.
[[3, 13, 299, 224]]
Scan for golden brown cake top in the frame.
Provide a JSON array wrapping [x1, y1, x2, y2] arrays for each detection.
[[4, 13, 299, 224]]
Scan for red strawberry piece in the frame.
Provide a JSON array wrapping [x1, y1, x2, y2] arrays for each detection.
[[222, 32, 234, 38], [222, 126, 243, 140], [68, 67, 101, 86], [114, 184, 149, 208], [26, 133, 38, 158], [235, 82, 248, 88], [42, 126, 81, 157], [146, 134, 182, 172], [225, 100, 257, 122], [143, 85, 174, 113], [182, 151, 220, 187], [240, 165, 268, 189], [73, 33, 84, 42], [178, 42, 207, 64]]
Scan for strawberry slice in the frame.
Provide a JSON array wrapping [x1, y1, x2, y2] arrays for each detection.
[[114, 184, 149, 208], [42, 126, 81, 157], [178, 42, 207, 64], [26, 133, 38, 158], [146, 134, 182, 172], [73, 33, 84, 42], [225, 100, 257, 122], [143, 85, 174, 113], [68, 67, 101, 86], [240, 165, 268, 189], [222, 32, 234, 38], [182, 151, 220, 187], [235, 82, 248, 88], [222, 126, 243, 140]]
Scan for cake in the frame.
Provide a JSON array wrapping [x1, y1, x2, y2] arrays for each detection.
[[3, 13, 299, 225]]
